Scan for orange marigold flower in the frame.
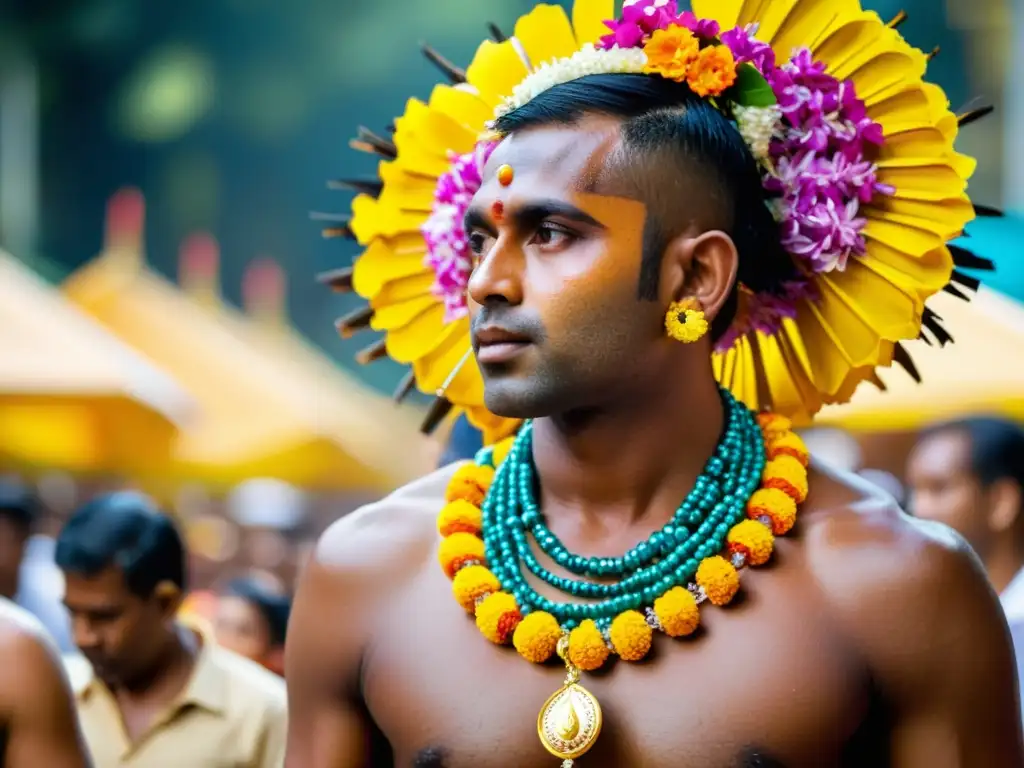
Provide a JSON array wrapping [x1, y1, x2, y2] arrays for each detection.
[[437, 499, 483, 537], [762, 455, 809, 503], [609, 610, 653, 661], [491, 437, 515, 467], [451, 565, 501, 613], [686, 44, 737, 97], [653, 586, 700, 638], [767, 431, 810, 467], [727, 519, 775, 566], [475, 591, 521, 644], [696, 555, 740, 606], [746, 487, 798, 535], [757, 412, 792, 436], [513, 611, 562, 663], [642, 25, 700, 82], [445, 464, 495, 506], [568, 620, 611, 671], [438, 531, 485, 579]]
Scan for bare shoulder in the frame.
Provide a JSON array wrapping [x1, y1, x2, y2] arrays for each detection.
[[312, 462, 459, 586], [798, 457, 1005, 676], [286, 464, 460, 691], [0, 599, 64, 700]]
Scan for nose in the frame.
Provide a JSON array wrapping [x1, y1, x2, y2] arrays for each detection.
[[71, 615, 101, 653], [467, 237, 524, 309]]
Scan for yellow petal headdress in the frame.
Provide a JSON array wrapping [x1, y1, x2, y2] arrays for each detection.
[[320, 0, 996, 443]]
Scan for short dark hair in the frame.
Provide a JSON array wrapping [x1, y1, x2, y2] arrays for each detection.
[[924, 417, 1024, 489], [492, 73, 796, 340], [222, 577, 291, 647], [0, 480, 37, 535], [55, 491, 186, 596]]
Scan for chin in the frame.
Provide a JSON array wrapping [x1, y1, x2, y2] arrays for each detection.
[[482, 379, 572, 420]]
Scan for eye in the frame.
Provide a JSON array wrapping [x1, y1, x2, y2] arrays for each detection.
[[467, 231, 491, 256], [530, 222, 576, 249]]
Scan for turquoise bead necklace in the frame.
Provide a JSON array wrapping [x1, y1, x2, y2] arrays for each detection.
[[477, 387, 766, 630]]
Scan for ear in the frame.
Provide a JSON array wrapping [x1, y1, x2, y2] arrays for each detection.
[[659, 230, 739, 320], [987, 478, 1022, 534], [154, 580, 184, 620]]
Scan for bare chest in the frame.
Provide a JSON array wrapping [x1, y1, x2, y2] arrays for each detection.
[[363, 552, 877, 768]]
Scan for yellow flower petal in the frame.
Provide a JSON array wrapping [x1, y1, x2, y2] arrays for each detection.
[[572, 0, 615, 45], [465, 40, 530, 110], [690, 0, 742, 30], [514, 4, 578, 70], [351, 237, 427, 299], [371, 295, 436, 335], [427, 84, 493, 131]]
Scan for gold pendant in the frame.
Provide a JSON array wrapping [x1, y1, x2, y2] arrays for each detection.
[[536, 636, 602, 766]]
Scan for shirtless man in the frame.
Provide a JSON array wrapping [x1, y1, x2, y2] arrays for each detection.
[[0, 598, 92, 768], [286, 22, 1023, 768]]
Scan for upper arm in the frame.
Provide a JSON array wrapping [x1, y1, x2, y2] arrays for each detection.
[[881, 539, 1024, 766], [816, 511, 1024, 766], [283, 493, 439, 768], [1, 630, 92, 768], [283, 524, 375, 768]]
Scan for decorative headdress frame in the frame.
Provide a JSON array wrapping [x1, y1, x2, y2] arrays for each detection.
[[320, 0, 997, 442]]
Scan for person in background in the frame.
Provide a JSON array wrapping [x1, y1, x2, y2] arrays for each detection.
[[0, 480, 73, 652], [907, 417, 1024, 609], [0, 596, 92, 767], [56, 491, 287, 768], [907, 416, 1024, 717], [214, 576, 290, 676]]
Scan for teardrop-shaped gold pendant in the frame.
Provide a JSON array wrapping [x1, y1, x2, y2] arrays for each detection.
[[536, 636, 602, 764], [537, 680, 603, 761]]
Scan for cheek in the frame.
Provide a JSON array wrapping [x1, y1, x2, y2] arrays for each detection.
[[532, 240, 641, 324]]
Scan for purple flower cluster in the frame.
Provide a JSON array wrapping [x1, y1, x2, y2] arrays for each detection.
[[598, 0, 720, 50], [720, 24, 776, 72], [713, 277, 816, 352], [708, 28, 891, 345], [422, 141, 496, 322], [758, 45, 890, 273]]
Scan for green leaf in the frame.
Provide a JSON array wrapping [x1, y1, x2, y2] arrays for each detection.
[[730, 63, 776, 108]]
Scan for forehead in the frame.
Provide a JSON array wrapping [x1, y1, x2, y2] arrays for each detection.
[[483, 116, 624, 195], [63, 566, 132, 601], [910, 430, 972, 475]]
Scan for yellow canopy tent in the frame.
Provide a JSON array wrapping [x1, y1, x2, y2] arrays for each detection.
[[0, 250, 191, 474], [238, 258, 431, 484], [816, 287, 1024, 432], [63, 189, 424, 493]]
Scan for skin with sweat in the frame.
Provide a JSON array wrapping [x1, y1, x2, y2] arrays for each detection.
[[284, 116, 1023, 767]]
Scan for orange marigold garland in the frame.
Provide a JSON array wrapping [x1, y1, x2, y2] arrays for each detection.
[[513, 611, 562, 663], [436, 410, 808, 671], [567, 620, 612, 671], [445, 463, 495, 507], [437, 499, 483, 537]]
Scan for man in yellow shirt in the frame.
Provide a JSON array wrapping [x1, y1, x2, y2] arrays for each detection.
[[57, 492, 287, 767]]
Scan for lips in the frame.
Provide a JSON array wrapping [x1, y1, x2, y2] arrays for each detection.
[[473, 326, 532, 364]]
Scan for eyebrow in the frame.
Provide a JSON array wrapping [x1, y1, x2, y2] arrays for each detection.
[[463, 198, 605, 235]]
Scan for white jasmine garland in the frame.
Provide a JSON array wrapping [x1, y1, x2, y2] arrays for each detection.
[[733, 104, 781, 162], [494, 45, 648, 119], [489, 44, 782, 193]]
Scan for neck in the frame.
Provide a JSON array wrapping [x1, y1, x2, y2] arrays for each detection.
[[116, 623, 197, 700], [531, 362, 726, 528], [986, 538, 1024, 595]]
